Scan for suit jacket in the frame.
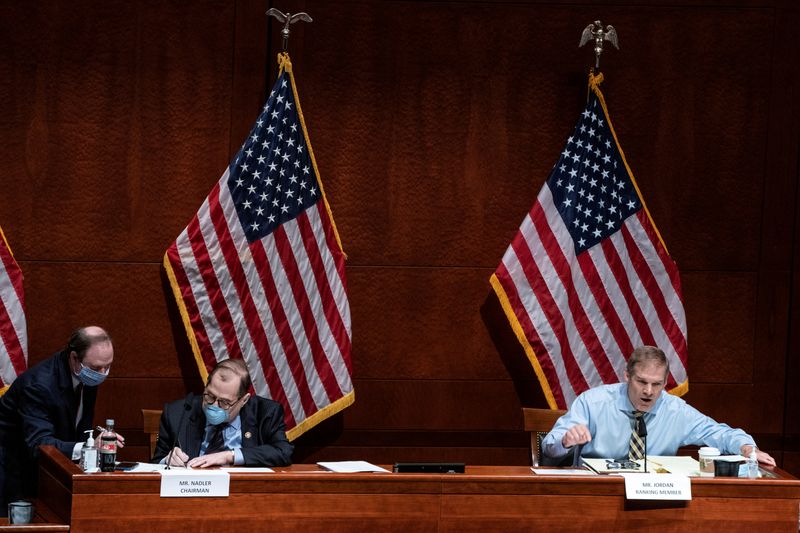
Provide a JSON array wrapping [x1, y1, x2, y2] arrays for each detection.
[[0, 351, 98, 503], [151, 393, 293, 467]]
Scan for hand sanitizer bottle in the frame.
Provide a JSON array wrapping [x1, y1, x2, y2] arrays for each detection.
[[80, 429, 99, 473]]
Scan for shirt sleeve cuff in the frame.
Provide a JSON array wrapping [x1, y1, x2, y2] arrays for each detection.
[[551, 441, 571, 458], [71, 442, 84, 461], [733, 439, 756, 455], [542, 434, 570, 459], [233, 448, 244, 466]]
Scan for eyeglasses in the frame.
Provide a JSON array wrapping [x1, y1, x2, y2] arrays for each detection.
[[605, 459, 641, 470], [202, 391, 242, 410]]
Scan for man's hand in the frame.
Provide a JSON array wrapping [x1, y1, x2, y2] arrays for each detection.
[[562, 424, 592, 448], [97, 430, 126, 449], [187, 450, 234, 469], [166, 446, 190, 467], [740, 445, 776, 466]]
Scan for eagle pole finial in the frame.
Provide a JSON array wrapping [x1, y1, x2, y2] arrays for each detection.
[[579, 20, 619, 72], [266, 8, 313, 53]]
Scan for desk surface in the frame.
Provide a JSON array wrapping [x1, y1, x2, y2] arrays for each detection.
[[35, 447, 800, 533]]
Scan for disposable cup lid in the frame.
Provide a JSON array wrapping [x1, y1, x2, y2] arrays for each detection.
[[698, 447, 720, 456]]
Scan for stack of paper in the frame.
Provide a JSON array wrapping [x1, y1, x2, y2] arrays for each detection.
[[582, 456, 700, 476]]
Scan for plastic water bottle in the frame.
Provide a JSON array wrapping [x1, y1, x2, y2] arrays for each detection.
[[747, 446, 759, 479], [99, 419, 117, 472]]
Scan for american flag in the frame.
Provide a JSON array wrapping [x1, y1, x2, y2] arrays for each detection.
[[490, 74, 688, 410], [0, 225, 27, 394], [164, 54, 353, 439]]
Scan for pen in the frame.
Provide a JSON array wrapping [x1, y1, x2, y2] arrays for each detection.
[[645, 458, 670, 473], [177, 439, 188, 467]]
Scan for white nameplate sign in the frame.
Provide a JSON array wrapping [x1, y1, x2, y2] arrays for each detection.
[[622, 473, 691, 500], [160, 469, 230, 497]]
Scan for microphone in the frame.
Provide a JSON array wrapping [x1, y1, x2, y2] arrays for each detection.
[[637, 413, 648, 473], [165, 392, 194, 469]]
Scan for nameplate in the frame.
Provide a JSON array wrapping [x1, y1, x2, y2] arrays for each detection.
[[622, 473, 691, 500], [160, 469, 230, 497]]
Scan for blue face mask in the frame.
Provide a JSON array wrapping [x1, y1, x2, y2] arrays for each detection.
[[203, 404, 228, 426], [75, 362, 109, 387]]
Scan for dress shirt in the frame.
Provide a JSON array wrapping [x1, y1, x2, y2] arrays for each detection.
[[70, 376, 83, 461], [200, 415, 245, 465], [542, 383, 756, 461]]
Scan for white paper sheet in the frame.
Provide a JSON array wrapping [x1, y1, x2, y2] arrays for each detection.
[[220, 467, 274, 473], [126, 462, 169, 473], [531, 467, 597, 475], [120, 463, 275, 474], [317, 461, 390, 473]]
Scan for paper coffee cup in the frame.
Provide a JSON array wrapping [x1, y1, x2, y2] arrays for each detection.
[[698, 446, 720, 477]]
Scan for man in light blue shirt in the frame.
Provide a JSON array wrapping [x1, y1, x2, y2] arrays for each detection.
[[541, 346, 776, 466]]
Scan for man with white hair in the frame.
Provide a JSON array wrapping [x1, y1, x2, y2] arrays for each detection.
[[153, 358, 292, 468]]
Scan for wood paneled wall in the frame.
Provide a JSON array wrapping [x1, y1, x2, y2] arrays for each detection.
[[1, 0, 799, 472]]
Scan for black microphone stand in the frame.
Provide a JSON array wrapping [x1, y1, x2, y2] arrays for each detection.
[[638, 415, 648, 473]]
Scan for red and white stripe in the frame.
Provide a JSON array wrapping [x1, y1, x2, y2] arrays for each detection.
[[165, 169, 352, 434], [0, 227, 27, 389], [494, 184, 687, 409]]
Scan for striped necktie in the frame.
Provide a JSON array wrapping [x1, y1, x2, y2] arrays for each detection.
[[628, 411, 646, 461], [204, 424, 229, 455]]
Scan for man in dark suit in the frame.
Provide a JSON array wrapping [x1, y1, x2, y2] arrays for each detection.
[[0, 326, 121, 512], [152, 358, 293, 467]]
